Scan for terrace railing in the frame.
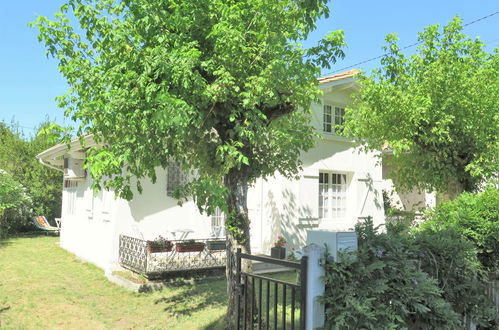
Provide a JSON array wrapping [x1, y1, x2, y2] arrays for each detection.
[[119, 235, 227, 278]]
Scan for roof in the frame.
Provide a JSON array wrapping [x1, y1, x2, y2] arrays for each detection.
[[36, 134, 96, 172], [317, 69, 359, 85]]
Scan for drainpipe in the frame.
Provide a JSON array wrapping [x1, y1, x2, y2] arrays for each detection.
[[37, 157, 64, 173]]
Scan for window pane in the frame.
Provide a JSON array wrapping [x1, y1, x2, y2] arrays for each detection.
[[323, 105, 332, 132]]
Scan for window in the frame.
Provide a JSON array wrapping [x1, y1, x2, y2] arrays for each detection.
[[319, 172, 347, 219], [64, 180, 78, 215], [166, 161, 188, 197], [211, 207, 225, 238], [323, 105, 345, 134]]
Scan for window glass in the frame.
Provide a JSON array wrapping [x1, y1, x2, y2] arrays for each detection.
[[211, 207, 225, 238], [318, 172, 347, 219], [323, 105, 332, 132]]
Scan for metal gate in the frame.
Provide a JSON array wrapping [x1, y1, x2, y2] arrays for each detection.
[[236, 248, 308, 329]]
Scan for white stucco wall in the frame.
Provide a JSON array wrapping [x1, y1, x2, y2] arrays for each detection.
[[57, 77, 385, 271], [248, 89, 384, 255]]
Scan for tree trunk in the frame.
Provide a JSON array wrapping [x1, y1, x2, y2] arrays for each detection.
[[224, 171, 253, 330]]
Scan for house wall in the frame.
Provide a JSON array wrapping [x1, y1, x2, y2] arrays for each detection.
[[56, 78, 386, 271], [60, 177, 116, 270], [60, 168, 213, 271], [249, 91, 385, 255], [381, 160, 436, 212]]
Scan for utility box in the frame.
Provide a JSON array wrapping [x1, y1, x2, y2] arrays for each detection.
[[306, 231, 357, 261]]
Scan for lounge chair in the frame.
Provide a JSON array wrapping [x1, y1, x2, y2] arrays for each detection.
[[33, 216, 60, 233]]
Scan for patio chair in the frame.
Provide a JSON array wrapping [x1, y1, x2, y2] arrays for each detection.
[[32, 216, 60, 234]]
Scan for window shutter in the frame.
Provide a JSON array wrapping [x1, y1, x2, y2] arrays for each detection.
[[298, 174, 319, 219]]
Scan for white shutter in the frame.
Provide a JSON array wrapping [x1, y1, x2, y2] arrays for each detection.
[[298, 174, 319, 219]]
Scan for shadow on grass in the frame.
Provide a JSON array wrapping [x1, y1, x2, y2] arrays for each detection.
[[0, 238, 11, 249], [154, 281, 227, 317], [204, 314, 225, 330]]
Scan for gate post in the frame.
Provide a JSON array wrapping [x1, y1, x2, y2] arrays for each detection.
[[303, 244, 325, 330]]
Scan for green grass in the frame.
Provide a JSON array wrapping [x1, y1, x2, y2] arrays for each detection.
[[0, 236, 227, 329], [0, 236, 302, 329], [243, 271, 303, 328]]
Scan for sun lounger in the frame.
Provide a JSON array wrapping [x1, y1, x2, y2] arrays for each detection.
[[33, 216, 60, 233]]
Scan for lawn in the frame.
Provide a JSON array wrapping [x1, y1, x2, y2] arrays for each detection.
[[0, 235, 300, 329], [0, 235, 227, 329]]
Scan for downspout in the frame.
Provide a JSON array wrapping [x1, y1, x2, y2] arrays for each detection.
[[37, 156, 64, 173]]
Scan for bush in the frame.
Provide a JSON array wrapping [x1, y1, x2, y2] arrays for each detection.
[[0, 171, 33, 235], [320, 219, 496, 329], [421, 188, 499, 272]]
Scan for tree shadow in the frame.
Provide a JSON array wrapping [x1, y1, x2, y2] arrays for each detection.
[[153, 280, 227, 317], [204, 314, 225, 329], [0, 239, 11, 249]]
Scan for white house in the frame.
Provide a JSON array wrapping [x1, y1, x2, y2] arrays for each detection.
[[37, 69, 387, 272]]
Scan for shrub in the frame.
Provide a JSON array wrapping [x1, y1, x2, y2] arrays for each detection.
[[411, 228, 495, 327], [0, 171, 33, 235], [421, 188, 499, 272], [320, 218, 496, 329]]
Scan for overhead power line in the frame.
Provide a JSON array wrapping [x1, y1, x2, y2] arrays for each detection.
[[323, 10, 499, 76]]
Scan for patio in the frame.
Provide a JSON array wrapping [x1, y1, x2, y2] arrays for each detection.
[[119, 235, 227, 279]]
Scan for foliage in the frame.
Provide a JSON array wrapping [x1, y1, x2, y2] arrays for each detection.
[[421, 187, 499, 273], [32, 2, 345, 323], [30, 0, 344, 218], [0, 171, 33, 237], [343, 17, 499, 194], [273, 235, 287, 247], [147, 235, 172, 248], [0, 122, 64, 233], [320, 218, 496, 329]]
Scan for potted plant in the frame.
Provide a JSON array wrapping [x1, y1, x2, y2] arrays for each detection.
[[271, 236, 287, 259], [176, 239, 205, 253], [146, 236, 173, 253], [206, 239, 226, 251]]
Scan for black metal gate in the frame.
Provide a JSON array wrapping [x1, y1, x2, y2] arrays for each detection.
[[236, 248, 308, 330]]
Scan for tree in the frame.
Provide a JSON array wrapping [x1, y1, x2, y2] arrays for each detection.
[[343, 17, 498, 195], [32, 0, 345, 326], [0, 170, 33, 237], [0, 122, 64, 229]]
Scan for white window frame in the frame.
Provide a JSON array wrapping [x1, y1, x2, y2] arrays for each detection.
[[323, 104, 345, 134], [211, 207, 225, 238], [166, 161, 188, 197], [319, 172, 348, 220]]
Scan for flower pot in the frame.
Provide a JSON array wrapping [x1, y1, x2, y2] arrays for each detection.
[[176, 242, 205, 253], [271, 246, 286, 259], [146, 241, 173, 253], [207, 240, 226, 251]]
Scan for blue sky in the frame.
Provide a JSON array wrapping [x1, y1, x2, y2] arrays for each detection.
[[0, 1, 498, 136]]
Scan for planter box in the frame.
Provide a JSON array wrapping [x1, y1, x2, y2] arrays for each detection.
[[207, 240, 226, 251], [271, 247, 286, 259], [176, 242, 205, 253], [146, 241, 173, 253]]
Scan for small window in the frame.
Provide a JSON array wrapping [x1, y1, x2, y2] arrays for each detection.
[[334, 107, 345, 134], [323, 104, 345, 134], [318, 172, 348, 219], [211, 207, 225, 238], [323, 105, 332, 132], [166, 161, 188, 197]]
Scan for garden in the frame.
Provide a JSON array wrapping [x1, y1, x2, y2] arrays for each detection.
[[0, 235, 228, 329], [320, 188, 498, 329]]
